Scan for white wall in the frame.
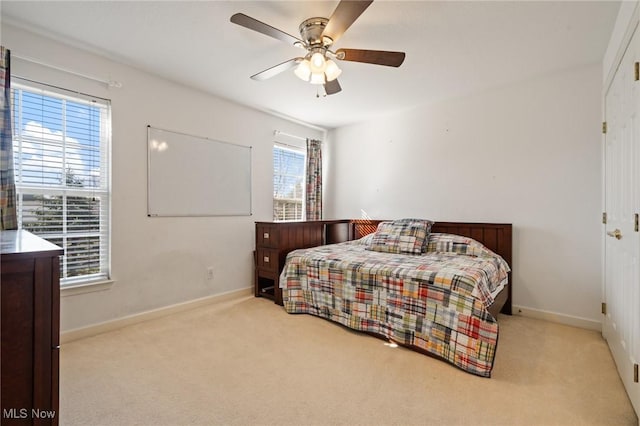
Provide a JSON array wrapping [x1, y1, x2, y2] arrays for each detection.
[[2, 24, 324, 332], [325, 64, 603, 325]]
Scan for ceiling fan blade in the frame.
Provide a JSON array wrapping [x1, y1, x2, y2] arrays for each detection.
[[322, 0, 373, 43], [231, 13, 303, 46], [250, 58, 302, 81], [336, 48, 405, 67], [324, 79, 342, 95]]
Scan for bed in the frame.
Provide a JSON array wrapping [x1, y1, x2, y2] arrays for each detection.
[[279, 220, 512, 377]]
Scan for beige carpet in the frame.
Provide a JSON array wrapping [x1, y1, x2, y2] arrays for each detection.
[[60, 296, 637, 426]]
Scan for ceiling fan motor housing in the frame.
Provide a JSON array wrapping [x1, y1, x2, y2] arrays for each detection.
[[299, 17, 333, 48]]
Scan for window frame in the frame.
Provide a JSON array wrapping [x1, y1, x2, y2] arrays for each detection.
[[11, 79, 112, 287]]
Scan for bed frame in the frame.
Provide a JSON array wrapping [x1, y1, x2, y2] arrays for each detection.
[[349, 220, 513, 316], [278, 219, 514, 376], [255, 219, 512, 316]]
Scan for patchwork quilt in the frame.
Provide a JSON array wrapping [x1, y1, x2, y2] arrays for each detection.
[[280, 235, 510, 377]]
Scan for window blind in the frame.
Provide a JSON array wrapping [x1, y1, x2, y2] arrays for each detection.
[[11, 81, 111, 285], [273, 144, 305, 221]]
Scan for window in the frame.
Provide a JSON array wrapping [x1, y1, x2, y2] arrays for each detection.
[[11, 81, 111, 286], [273, 144, 305, 221]]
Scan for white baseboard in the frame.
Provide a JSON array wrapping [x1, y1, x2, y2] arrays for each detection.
[[61, 287, 252, 344], [512, 304, 602, 332]]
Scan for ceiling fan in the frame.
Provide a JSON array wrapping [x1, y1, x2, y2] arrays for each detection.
[[230, 0, 406, 96]]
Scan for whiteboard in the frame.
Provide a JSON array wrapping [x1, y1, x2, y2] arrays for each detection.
[[147, 126, 252, 217]]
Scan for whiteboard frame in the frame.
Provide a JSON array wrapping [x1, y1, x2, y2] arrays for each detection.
[[146, 125, 252, 217]]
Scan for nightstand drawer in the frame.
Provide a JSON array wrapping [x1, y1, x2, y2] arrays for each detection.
[[256, 248, 278, 271], [256, 224, 279, 248]]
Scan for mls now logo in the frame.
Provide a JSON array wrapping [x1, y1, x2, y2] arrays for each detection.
[[3, 408, 56, 419]]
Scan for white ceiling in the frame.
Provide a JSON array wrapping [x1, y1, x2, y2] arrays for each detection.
[[1, 1, 621, 129]]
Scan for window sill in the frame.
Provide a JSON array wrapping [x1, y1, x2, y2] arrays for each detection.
[[61, 279, 114, 297]]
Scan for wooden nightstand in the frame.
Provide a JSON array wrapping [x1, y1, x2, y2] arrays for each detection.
[[255, 223, 281, 303]]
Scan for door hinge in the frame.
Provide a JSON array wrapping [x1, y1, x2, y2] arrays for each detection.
[[601, 302, 607, 315], [602, 212, 607, 224], [602, 121, 607, 134], [635, 213, 639, 232], [635, 62, 639, 81], [634, 363, 639, 383]]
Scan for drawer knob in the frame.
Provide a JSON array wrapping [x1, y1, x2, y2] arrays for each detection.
[[263, 256, 270, 263], [264, 232, 270, 239]]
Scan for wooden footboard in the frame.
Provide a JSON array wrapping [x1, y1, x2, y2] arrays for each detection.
[[350, 220, 513, 315]]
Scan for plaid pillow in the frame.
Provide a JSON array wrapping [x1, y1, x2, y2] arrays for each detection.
[[366, 219, 433, 254], [391, 218, 434, 251], [354, 233, 375, 245], [426, 233, 493, 257]]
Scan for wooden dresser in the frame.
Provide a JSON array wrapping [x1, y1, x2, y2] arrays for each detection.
[[254, 220, 351, 305], [1, 230, 63, 425]]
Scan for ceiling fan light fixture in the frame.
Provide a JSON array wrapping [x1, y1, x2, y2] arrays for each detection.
[[310, 71, 326, 85], [294, 59, 312, 81], [324, 59, 342, 81], [309, 52, 327, 73]]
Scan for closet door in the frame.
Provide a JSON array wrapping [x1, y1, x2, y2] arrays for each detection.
[[603, 23, 640, 416]]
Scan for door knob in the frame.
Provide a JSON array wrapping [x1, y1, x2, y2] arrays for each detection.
[[607, 229, 622, 240]]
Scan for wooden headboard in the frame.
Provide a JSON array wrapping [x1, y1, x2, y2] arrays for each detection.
[[349, 220, 513, 315]]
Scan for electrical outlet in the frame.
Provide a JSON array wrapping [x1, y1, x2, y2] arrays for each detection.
[[207, 267, 214, 280]]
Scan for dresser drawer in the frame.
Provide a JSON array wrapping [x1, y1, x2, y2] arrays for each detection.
[[256, 248, 278, 272]]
